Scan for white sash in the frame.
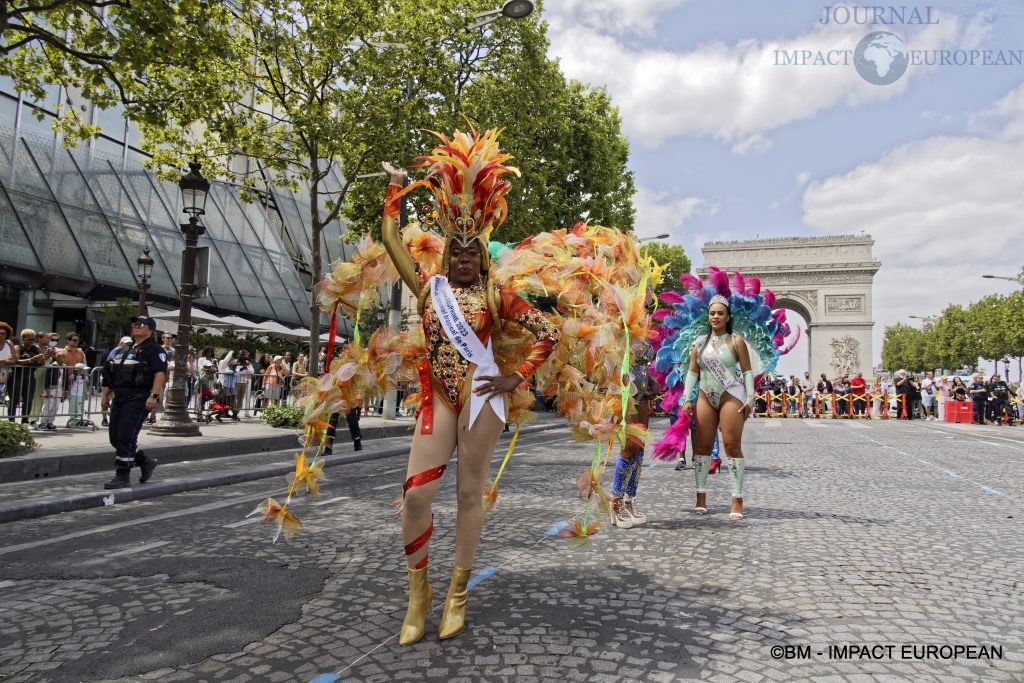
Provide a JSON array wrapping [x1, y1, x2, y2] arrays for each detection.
[[430, 275, 505, 428], [698, 334, 746, 403]]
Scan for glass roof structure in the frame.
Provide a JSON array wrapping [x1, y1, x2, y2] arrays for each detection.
[[0, 124, 355, 327]]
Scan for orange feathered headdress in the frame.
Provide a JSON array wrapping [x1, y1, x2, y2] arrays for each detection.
[[398, 127, 520, 245]]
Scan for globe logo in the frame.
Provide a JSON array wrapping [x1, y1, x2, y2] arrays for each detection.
[[854, 31, 908, 85]]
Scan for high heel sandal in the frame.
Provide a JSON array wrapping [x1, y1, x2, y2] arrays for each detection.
[[609, 498, 635, 528]]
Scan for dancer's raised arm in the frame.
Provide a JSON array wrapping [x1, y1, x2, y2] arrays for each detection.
[[380, 161, 420, 295]]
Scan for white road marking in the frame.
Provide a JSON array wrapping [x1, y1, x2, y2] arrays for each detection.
[[223, 517, 262, 529], [107, 540, 172, 557], [311, 495, 351, 507], [372, 483, 399, 490], [846, 431, 1016, 501], [0, 488, 281, 557]]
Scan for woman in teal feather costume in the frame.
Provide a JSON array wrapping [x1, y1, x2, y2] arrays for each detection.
[[649, 267, 799, 520]]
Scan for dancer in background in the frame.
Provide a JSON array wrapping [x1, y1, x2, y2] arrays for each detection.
[[609, 339, 658, 528], [680, 296, 754, 519], [650, 268, 798, 520]]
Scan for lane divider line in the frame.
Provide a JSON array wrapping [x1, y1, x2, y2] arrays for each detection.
[[846, 429, 1017, 503]]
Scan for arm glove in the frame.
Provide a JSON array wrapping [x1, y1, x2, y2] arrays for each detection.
[[743, 370, 755, 407], [683, 370, 698, 407]]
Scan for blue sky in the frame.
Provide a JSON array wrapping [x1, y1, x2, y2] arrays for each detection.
[[543, 0, 1024, 375]]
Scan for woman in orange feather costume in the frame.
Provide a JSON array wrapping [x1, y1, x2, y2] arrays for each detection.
[[380, 129, 559, 645]]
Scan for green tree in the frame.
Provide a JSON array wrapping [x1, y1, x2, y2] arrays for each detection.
[[928, 304, 979, 372], [344, 8, 636, 243], [881, 323, 926, 373], [1000, 291, 1024, 360], [971, 294, 1011, 363], [142, 0, 463, 374], [95, 296, 136, 346], [639, 242, 691, 297], [0, 0, 242, 141]]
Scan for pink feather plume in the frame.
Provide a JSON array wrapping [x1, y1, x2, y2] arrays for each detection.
[[660, 291, 686, 306], [651, 412, 691, 461], [779, 326, 802, 355], [707, 267, 731, 297], [678, 273, 703, 295], [763, 289, 776, 308], [731, 272, 746, 296], [745, 277, 761, 296]]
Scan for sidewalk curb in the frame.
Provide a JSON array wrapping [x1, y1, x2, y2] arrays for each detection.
[[0, 422, 562, 524], [0, 424, 414, 483]]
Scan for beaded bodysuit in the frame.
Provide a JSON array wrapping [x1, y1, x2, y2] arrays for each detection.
[[420, 281, 558, 420]]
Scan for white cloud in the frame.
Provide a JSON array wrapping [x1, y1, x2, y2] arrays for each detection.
[[634, 185, 711, 234], [546, 9, 989, 149], [801, 85, 1024, 361], [990, 82, 1024, 140], [633, 186, 715, 265], [542, 0, 687, 36]]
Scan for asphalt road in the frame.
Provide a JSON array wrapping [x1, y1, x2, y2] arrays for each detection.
[[1, 418, 1021, 682]]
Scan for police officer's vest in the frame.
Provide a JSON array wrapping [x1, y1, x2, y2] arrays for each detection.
[[104, 340, 157, 394]]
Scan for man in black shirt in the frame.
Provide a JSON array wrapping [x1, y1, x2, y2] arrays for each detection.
[[100, 315, 167, 489], [988, 374, 1010, 425], [969, 373, 988, 425], [816, 373, 833, 416], [894, 370, 913, 419]]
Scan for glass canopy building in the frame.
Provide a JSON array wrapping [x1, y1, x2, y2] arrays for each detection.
[[0, 78, 356, 346]]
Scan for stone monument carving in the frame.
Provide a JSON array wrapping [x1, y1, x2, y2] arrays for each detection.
[[830, 335, 861, 376]]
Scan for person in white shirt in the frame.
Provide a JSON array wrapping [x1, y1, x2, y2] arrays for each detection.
[[920, 371, 936, 420], [936, 374, 951, 421]]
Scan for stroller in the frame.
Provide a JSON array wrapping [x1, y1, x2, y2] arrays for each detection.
[[197, 384, 233, 423], [66, 363, 97, 431]]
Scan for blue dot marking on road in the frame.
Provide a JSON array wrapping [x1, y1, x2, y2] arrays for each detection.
[[468, 566, 498, 589], [308, 674, 340, 683], [546, 520, 570, 537], [980, 485, 1005, 496], [945, 470, 960, 478]]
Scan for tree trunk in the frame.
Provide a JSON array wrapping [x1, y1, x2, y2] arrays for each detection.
[[308, 173, 322, 378]]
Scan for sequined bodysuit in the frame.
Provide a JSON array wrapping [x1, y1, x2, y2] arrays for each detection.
[[421, 281, 559, 418]]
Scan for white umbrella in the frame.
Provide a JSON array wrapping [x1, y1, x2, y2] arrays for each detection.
[[150, 307, 227, 326], [217, 315, 262, 333], [253, 321, 308, 339]]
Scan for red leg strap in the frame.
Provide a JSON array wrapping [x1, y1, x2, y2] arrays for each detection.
[[404, 516, 433, 558], [403, 464, 446, 495], [418, 359, 433, 435]]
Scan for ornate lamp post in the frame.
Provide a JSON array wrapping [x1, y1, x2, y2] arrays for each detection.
[[136, 247, 154, 315], [151, 160, 210, 437]]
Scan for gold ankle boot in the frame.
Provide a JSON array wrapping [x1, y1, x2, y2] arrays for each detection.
[[398, 566, 432, 645], [437, 565, 472, 640]]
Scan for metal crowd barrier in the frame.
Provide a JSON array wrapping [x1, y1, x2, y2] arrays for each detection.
[[0, 364, 315, 431], [752, 390, 908, 419], [0, 364, 100, 431]]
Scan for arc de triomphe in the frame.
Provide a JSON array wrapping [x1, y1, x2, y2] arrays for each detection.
[[698, 235, 880, 379]]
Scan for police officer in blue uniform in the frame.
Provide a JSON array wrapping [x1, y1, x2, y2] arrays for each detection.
[[101, 315, 167, 489]]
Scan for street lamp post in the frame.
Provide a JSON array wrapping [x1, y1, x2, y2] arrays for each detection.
[[151, 160, 210, 437], [136, 247, 154, 315], [637, 233, 670, 243], [981, 267, 1024, 286]]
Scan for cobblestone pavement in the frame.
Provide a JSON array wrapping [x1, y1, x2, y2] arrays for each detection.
[[0, 418, 1021, 682]]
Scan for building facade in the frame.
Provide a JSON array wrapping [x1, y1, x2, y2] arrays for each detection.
[[0, 75, 357, 348]]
